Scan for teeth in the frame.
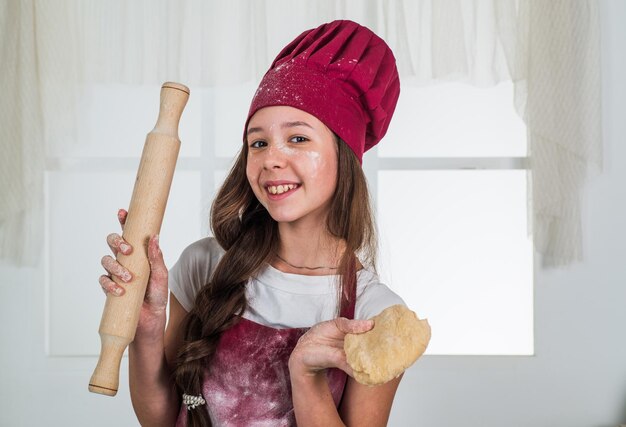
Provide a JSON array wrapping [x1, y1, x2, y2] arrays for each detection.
[[267, 184, 297, 195]]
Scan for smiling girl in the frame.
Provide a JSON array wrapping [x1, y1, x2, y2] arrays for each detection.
[[99, 20, 403, 427]]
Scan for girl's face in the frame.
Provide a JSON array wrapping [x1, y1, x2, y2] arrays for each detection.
[[246, 106, 338, 226]]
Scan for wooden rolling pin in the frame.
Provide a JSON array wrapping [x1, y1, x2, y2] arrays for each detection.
[[89, 82, 189, 396]]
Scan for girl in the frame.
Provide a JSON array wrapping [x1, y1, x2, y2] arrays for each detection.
[[99, 20, 404, 426]]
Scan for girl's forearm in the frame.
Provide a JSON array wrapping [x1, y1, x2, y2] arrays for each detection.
[[290, 367, 346, 427], [128, 312, 179, 427]]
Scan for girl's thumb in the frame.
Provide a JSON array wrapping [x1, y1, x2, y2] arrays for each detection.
[[149, 234, 162, 263], [352, 319, 374, 333]]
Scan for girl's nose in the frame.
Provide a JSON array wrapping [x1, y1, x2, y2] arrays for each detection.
[[263, 142, 288, 169]]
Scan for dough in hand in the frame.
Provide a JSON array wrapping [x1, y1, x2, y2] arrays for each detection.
[[344, 304, 431, 386]]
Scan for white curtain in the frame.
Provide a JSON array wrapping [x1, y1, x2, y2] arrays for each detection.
[[0, 0, 602, 268]]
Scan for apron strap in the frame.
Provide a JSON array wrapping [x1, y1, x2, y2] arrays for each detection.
[[339, 255, 358, 320]]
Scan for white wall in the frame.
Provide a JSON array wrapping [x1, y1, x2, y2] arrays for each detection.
[[388, 1, 626, 426], [1, 1, 624, 426]]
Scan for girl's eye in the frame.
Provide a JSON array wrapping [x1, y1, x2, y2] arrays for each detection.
[[250, 140, 267, 148], [290, 136, 308, 143]]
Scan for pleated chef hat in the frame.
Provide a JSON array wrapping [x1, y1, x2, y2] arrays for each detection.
[[243, 19, 400, 163]]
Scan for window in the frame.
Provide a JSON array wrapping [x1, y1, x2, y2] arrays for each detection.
[[374, 82, 533, 355]]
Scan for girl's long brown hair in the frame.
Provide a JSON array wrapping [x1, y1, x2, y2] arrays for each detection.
[[173, 137, 376, 427]]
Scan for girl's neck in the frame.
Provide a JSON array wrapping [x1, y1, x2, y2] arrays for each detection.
[[272, 221, 344, 276]]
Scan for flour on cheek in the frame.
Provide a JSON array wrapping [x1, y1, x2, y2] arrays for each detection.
[[302, 149, 324, 180]]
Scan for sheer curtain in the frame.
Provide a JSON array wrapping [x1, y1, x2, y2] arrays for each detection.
[[0, 0, 601, 268]]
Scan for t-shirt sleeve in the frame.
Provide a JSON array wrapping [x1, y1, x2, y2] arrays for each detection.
[[355, 271, 407, 320], [168, 237, 225, 312]]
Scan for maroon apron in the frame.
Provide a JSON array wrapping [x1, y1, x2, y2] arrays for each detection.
[[175, 273, 356, 427]]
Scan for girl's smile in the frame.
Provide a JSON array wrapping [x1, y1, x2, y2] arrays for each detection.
[[264, 181, 301, 200]]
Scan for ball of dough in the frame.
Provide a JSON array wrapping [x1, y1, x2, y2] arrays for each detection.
[[344, 304, 431, 386]]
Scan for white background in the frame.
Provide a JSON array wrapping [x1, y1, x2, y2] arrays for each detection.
[[1, 1, 625, 426]]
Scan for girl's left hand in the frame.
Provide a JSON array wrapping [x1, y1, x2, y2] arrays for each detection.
[[288, 317, 374, 378]]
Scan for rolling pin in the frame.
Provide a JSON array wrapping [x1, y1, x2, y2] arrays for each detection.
[[88, 82, 189, 396]]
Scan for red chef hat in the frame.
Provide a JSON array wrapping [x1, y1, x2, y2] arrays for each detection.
[[243, 20, 400, 163]]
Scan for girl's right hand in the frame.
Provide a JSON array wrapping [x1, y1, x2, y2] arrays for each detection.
[[99, 209, 169, 316]]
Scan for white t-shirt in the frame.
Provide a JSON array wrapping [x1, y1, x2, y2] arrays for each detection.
[[168, 237, 405, 328]]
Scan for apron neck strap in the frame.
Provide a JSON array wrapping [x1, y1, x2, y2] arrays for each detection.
[[339, 255, 357, 319]]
